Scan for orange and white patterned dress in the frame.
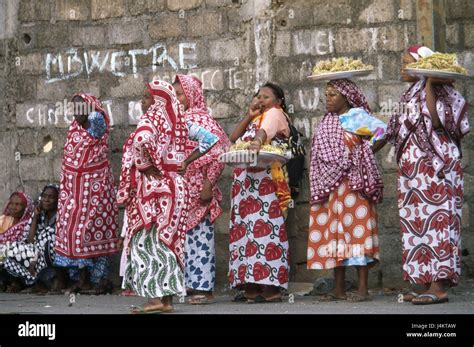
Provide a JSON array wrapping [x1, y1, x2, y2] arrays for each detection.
[[307, 132, 380, 269]]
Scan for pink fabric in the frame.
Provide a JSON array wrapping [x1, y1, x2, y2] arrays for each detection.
[[0, 192, 34, 244], [386, 80, 469, 178], [259, 107, 290, 142], [175, 74, 231, 231], [310, 79, 384, 204], [117, 80, 189, 268]]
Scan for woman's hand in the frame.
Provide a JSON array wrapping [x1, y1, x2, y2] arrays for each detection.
[[248, 138, 262, 153], [200, 179, 213, 204], [247, 106, 261, 120], [33, 203, 42, 222], [141, 167, 162, 180], [177, 162, 188, 175], [117, 237, 124, 250], [372, 139, 387, 153]]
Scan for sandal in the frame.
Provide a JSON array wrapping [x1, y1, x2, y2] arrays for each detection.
[[347, 293, 372, 302], [402, 291, 420, 302], [129, 305, 164, 314], [188, 294, 214, 305], [412, 293, 449, 305], [318, 293, 347, 302]]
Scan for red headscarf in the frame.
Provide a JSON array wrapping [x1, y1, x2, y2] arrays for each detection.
[[0, 192, 34, 243], [72, 93, 110, 125], [386, 46, 470, 176], [406, 45, 434, 61], [118, 80, 189, 268], [174, 74, 230, 230], [310, 79, 383, 204]]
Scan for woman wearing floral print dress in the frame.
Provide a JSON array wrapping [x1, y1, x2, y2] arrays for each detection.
[[375, 45, 469, 305], [228, 82, 291, 303], [118, 80, 218, 313]]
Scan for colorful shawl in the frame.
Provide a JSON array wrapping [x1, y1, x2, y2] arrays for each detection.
[[0, 192, 34, 243], [386, 79, 469, 177], [117, 80, 189, 268], [310, 79, 384, 204], [55, 93, 119, 259], [339, 107, 387, 145], [175, 74, 230, 230]]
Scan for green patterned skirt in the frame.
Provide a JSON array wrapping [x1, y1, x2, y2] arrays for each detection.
[[122, 227, 185, 298]]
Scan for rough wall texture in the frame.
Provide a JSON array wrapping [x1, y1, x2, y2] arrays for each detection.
[[0, 0, 473, 289]]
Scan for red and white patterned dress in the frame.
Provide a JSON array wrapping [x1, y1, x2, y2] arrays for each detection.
[[387, 80, 469, 285], [228, 108, 290, 289], [55, 94, 119, 259], [175, 74, 230, 232]]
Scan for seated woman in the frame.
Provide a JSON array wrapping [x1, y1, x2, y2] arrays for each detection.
[[0, 192, 34, 292], [0, 192, 33, 242], [2, 185, 67, 294]]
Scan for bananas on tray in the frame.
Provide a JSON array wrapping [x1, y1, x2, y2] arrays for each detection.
[[312, 57, 373, 74], [229, 141, 287, 155], [407, 53, 468, 75]]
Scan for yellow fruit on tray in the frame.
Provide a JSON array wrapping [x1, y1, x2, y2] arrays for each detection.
[[228, 141, 287, 155], [312, 57, 373, 75], [407, 52, 468, 75]]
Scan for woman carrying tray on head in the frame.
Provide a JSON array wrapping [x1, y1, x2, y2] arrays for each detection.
[[228, 82, 291, 303], [308, 78, 387, 302], [373, 45, 470, 305]]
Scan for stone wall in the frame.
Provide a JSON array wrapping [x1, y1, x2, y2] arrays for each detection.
[[0, 0, 473, 289]]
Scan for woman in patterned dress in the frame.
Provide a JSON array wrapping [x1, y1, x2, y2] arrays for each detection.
[[0, 192, 34, 292], [2, 184, 67, 293], [54, 93, 119, 295], [228, 82, 291, 303], [118, 80, 218, 313], [374, 45, 470, 305], [173, 74, 230, 305], [308, 79, 386, 302]]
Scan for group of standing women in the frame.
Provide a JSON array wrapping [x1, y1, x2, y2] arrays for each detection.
[[0, 44, 469, 310], [308, 44, 469, 305]]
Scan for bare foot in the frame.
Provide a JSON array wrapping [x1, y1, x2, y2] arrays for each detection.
[[412, 290, 448, 305], [402, 284, 430, 302], [130, 299, 164, 314], [319, 293, 347, 302]]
